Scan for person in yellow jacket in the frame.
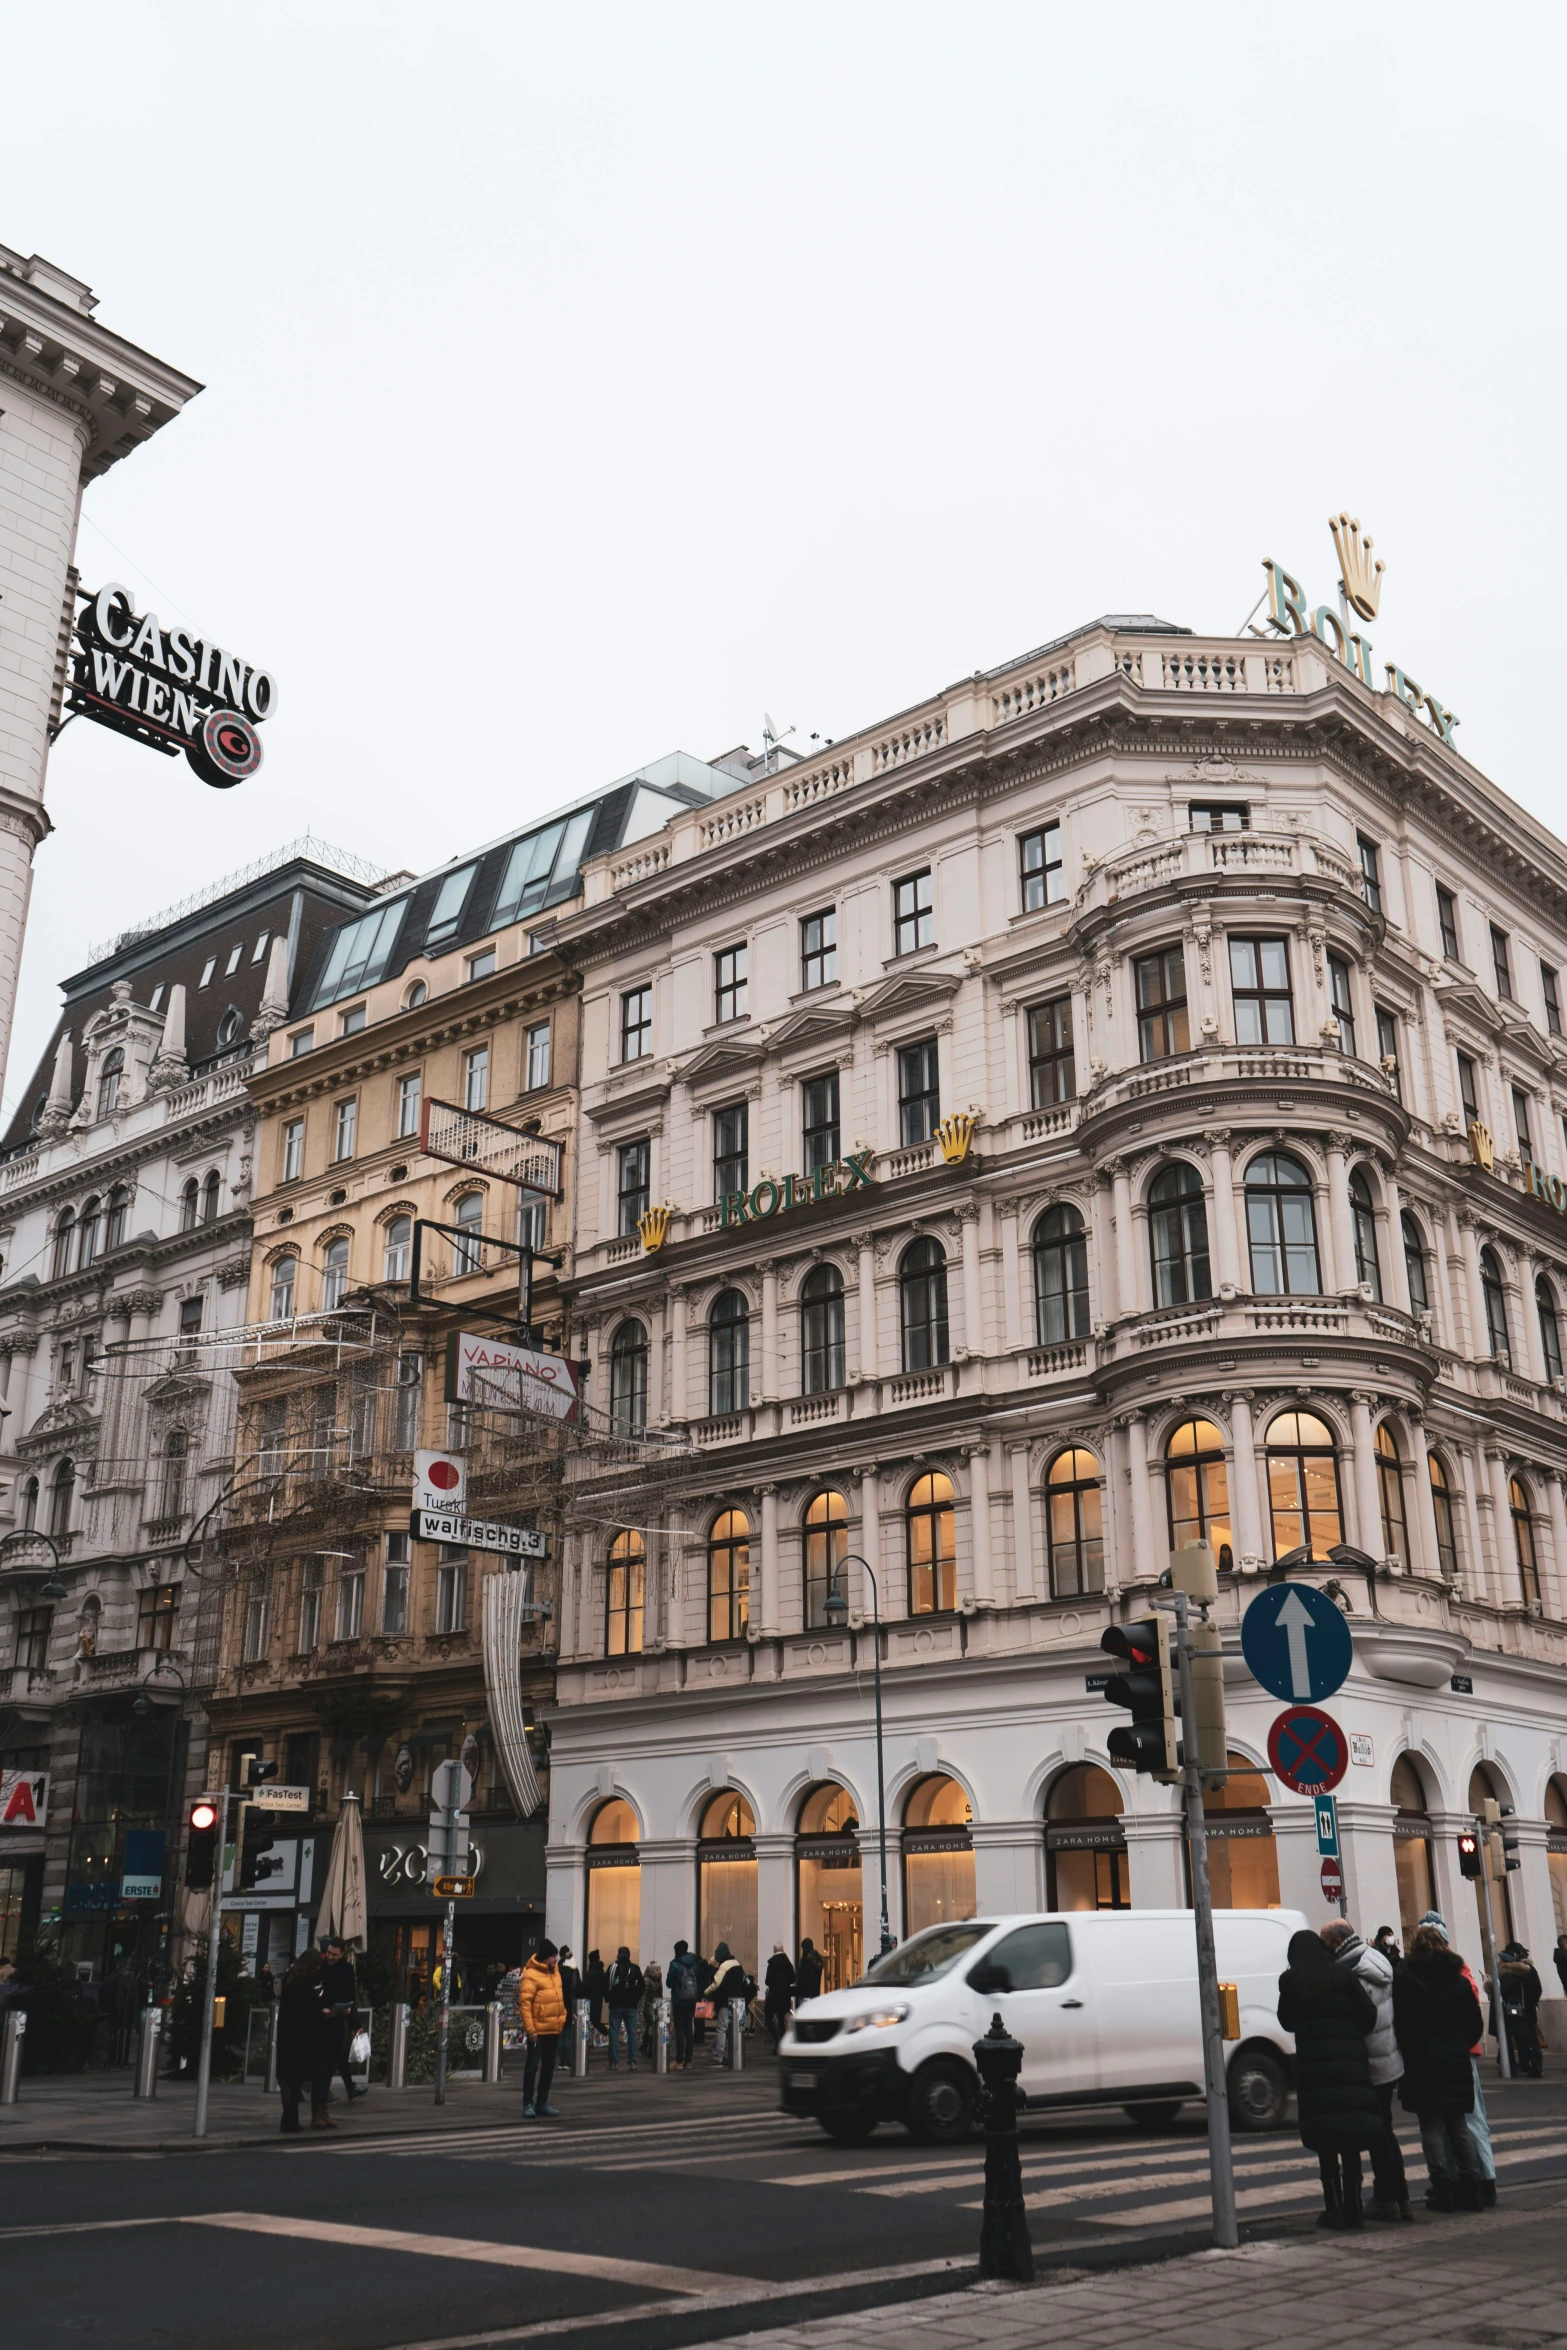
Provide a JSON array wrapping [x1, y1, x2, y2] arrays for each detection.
[[519, 1941, 567, 2117]]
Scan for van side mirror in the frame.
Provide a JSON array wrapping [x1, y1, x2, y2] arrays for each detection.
[[966, 1958, 1012, 1995]]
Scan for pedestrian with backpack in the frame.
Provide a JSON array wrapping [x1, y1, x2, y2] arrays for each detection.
[[667, 1939, 701, 2069], [708, 1942, 745, 2068], [606, 1946, 644, 2071]]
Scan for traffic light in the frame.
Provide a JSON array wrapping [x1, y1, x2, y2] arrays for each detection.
[[1497, 1801, 1521, 1873], [185, 1795, 220, 1889], [244, 1756, 279, 1788], [1482, 1797, 1507, 1878], [1101, 1617, 1178, 1779], [237, 1803, 276, 1891], [1457, 1829, 1482, 1879]]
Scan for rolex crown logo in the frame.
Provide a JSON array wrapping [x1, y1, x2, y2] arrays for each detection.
[[1328, 511, 1385, 623], [638, 1203, 673, 1252], [1467, 1120, 1494, 1174], [935, 1109, 979, 1165]]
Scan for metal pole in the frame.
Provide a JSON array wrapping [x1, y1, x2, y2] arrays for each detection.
[[0, 2010, 26, 2102], [388, 2000, 409, 2090], [1173, 1591, 1238, 2249], [134, 2005, 162, 2099], [573, 1996, 590, 2078], [193, 1787, 229, 2140], [434, 1899, 455, 2104], [655, 1995, 670, 2075], [264, 1999, 280, 2094], [866, 1563, 892, 1955], [1477, 1821, 1511, 2081], [729, 1996, 746, 2073], [483, 2001, 502, 2084]]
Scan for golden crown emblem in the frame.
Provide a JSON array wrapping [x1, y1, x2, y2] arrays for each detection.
[[638, 1203, 673, 1252], [1328, 511, 1384, 623], [935, 1109, 979, 1165], [1467, 1121, 1494, 1175]]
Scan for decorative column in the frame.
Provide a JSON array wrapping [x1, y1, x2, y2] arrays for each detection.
[[1110, 1158, 1138, 1317], [958, 1203, 984, 1358], [1125, 1410, 1157, 1582], [1457, 1212, 1491, 1364], [1093, 1170, 1119, 1318], [668, 1284, 689, 1422], [966, 1442, 993, 1606], [856, 1463, 884, 1623], [1348, 1391, 1384, 1559], [1008, 1441, 1038, 1602], [1381, 1163, 1410, 1313], [759, 1482, 780, 1636], [1325, 1132, 1356, 1291], [1224, 1388, 1265, 1569], [1456, 1444, 1489, 1602], [647, 1294, 666, 1425], [1402, 1409, 1443, 1582], [1517, 1249, 1547, 1385], [1544, 1473, 1567, 1620], [853, 1232, 878, 1381], [999, 1202, 1024, 1354], [759, 1260, 779, 1401], [1205, 1129, 1242, 1295], [1484, 1440, 1516, 1602]]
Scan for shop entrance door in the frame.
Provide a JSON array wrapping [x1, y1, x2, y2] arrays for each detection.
[[820, 1900, 862, 1992]]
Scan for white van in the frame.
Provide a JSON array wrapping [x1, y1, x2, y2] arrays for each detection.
[[779, 1908, 1307, 2144]]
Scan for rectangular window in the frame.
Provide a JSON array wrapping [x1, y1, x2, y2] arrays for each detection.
[[393, 1354, 422, 1450], [1375, 1006, 1401, 1097], [333, 1098, 357, 1161], [1134, 946, 1189, 1062], [424, 863, 477, 946], [251, 932, 269, 963], [199, 958, 215, 988], [1513, 1086, 1533, 1155], [281, 1118, 305, 1182], [490, 811, 595, 927], [309, 899, 405, 1010], [1228, 936, 1295, 1045], [1328, 954, 1357, 1057], [1457, 1052, 1479, 1126], [897, 1039, 941, 1145], [382, 1531, 410, 1635], [464, 1044, 489, 1112], [225, 945, 242, 977], [296, 1560, 322, 1653], [15, 1607, 51, 1673], [335, 1558, 365, 1642], [620, 985, 652, 1062], [290, 1027, 314, 1057], [1189, 802, 1249, 833], [1357, 834, 1382, 913], [397, 1071, 421, 1137], [1543, 964, 1562, 1036], [802, 1072, 840, 1174], [1436, 885, 1460, 962], [525, 1022, 551, 1089], [714, 944, 748, 1024], [617, 1139, 651, 1235], [1027, 997, 1076, 1107], [467, 947, 496, 983], [1491, 925, 1513, 1000], [713, 1101, 748, 1201], [136, 1584, 179, 1652], [149, 984, 165, 1012], [800, 908, 836, 991], [893, 870, 934, 956], [338, 1004, 366, 1040], [435, 1551, 467, 1633], [242, 1594, 270, 1664], [1020, 823, 1066, 910]]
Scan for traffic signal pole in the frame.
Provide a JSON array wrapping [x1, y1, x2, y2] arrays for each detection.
[[1173, 1591, 1238, 2250], [434, 1898, 456, 2105], [192, 1787, 230, 2140]]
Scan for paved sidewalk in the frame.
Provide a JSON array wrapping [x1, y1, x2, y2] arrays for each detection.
[[695, 2183, 1567, 2350]]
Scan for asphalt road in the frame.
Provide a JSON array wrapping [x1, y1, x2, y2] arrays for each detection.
[[6, 2062, 1566, 2350]]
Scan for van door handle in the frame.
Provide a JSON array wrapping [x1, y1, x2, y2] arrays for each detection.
[[1060, 1998, 1084, 2009]]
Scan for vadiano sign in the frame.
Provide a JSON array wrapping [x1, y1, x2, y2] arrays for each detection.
[[69, 582, 277, 788]]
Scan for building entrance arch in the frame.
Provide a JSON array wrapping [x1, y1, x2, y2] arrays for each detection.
[[1391, 1754, 1437, 1944], [586, 1797, 641, 1964], [1045, 1764, 1129, 1910], [902, 1774, 975, 1932], [698, 1790, 757, 1978], [796, 1783, 862, 1992]]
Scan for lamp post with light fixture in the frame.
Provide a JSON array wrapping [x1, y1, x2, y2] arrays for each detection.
[[0, 1525, 68, 1601], [821, 1554, 893, 1957], [133, 1655, 190, 1982]]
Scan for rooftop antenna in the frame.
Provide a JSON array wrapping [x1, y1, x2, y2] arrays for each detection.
[[761, 711, 796, 760]]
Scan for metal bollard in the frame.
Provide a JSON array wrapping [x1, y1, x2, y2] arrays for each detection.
[[134, 2005, 162, 2099], [0, 2010, 24, 2103], [388, 2002, 409, 2092], [728, 1997, 746, 2073], [974, 2012, 1033, 2281], [483, 2002, 503, 2084], [264, 2003, 280, 2095], [655, 1996, 671, 2075], [573, 1997, 590, 2077]]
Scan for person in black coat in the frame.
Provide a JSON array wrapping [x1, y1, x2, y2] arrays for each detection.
[[276, 1949, 333, 2133], [319, 1936, 363, 2104], [763, 1946, 796, 2051], [1277, 1927, 1381, 2229], [796, 1937, 825, 2002], [1392, 1925, 1486, 2211], [557, 1947, 581, 2071], [1494, 1943, 1544, 2080], [584, 1949, 608, 2034]]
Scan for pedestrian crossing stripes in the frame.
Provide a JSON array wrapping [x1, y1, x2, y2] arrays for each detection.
[[317, 2107, 801, 2163]]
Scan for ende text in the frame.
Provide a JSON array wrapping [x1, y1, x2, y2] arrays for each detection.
[[1263, 561, 1457, 747]]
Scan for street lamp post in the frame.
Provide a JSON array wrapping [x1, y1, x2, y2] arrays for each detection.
[[133, 1654, 190, 1985], [0, 1526, 69, 1600], [821, 1554, 893, 1956]]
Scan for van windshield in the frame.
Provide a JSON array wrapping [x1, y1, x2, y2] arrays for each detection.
[[862, 1922, 994, 1987]]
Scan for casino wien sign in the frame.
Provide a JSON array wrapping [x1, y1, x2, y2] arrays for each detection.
[[68, 581, 277, 788]]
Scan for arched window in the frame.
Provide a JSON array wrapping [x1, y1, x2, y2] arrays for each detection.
[[1165, 1417, 1233, 1568], [609, 1322, 648, 1435], [1428, 1451, 1459, 1579], [321, 1236, 350, 1312], [180, 1178, 199, 1233], [1510, 1475, 1540, 1607], [105, 1183, 131, 1252], [20, 1475, 38, 1531], [404, 980, 428, 1010], [1481, 1246, 1511, 1365], [1391, 1755, 1437, 1945], [160, 1428, 188, 1522], [606, 1532, 645, 1655], [96, 1048, 124, 1118], [1147, 1163, 1211, 1309], [77, 1197, 101, 1269], [1375, 1422, 1407, 1566], [1265, 1410, 1343, 1560], [906, 1471, 956, 1615], [903, 1775, 975, 1932], [1402, 1211, 1430, 1316], [899, 1238, 949, 1372], [800, 1265, 846, 1394], [383, 1216, 412, 1282], [708, 1289, 750, 1416], [202, 1169, 222, 1225], [803, 1488, 848, 1630], [452, 1190, 484, 1275], [1046, 1764, 1129, 1911], [797, 1784, 861, 1992], [699, 1792, 758, 1979], [702, 1790, 755, 1840], [1349, 1168, 1382, 1299], [1245, 1152, 1321, 1294], [1545, 1777, 1567, 1940], [1538, 1275, 1563, 1383], [586, 1796, 641, 1963], [49, 1457, 75, 1540], [707, 1508, 751, 1642], [269, 1254, 297, 1321], [1045, 1448, 1104, 1597], [1200, 1751, 1281, 1909], [52, 1207, 75, 1279], [1033, 1205, 1090, 1342]]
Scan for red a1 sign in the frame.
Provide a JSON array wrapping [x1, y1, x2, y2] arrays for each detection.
[[0, 1769, 49, 1827]]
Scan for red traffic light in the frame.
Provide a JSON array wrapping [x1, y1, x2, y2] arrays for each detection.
[[190, 1798, 219, 1833]]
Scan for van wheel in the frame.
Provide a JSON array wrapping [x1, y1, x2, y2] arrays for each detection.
[[1123, 2101, 1183, 2130], [1227, 2048, 1288, 2132], [908, 2059, 974, 2145], [818, 2110, 878, 2144]]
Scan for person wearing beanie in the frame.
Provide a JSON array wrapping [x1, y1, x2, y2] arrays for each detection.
[[518, 1940, 566, 2117]]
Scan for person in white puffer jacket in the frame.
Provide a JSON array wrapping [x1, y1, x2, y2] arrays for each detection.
[[1324, 1920, 1411, 2221]]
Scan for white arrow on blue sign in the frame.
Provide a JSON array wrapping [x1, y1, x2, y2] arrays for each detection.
[[1240, 1581, 1353, 1703]]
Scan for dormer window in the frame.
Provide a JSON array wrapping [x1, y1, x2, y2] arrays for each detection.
[[96, 1048, 124, 1119], [251, 932, 270, 963], [199, 958, 215, 987], [225, 946, 242, 977], [149, 984, 165, 1012], [425, 864, 477, 947]]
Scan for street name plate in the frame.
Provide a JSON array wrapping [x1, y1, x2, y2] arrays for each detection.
[[411, 1507, 544, 1557]]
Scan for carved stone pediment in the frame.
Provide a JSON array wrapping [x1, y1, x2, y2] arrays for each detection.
[[856, 969, 963, 1026], [677, 1035, 769, 1089], [1431, 976, 1504, 1040], [766, 1001, 860, 1059]]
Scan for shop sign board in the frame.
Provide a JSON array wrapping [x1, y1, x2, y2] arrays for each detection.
[[120, 1827, 165, 1900], [71, 584, 276, 787], [0, 1769, 48, 1827], [446, 1331, 579, 1422]]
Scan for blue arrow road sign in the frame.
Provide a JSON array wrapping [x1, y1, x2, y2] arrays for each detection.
[[1314, 1795, 1339, 1857], [1240, 1581, 1353, 1704]]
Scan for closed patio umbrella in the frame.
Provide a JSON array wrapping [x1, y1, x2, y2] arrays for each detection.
[[316, 1790, 367, 1948]]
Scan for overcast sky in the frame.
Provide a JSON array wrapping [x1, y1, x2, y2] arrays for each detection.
[[2, 2, 1561, 1111]]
